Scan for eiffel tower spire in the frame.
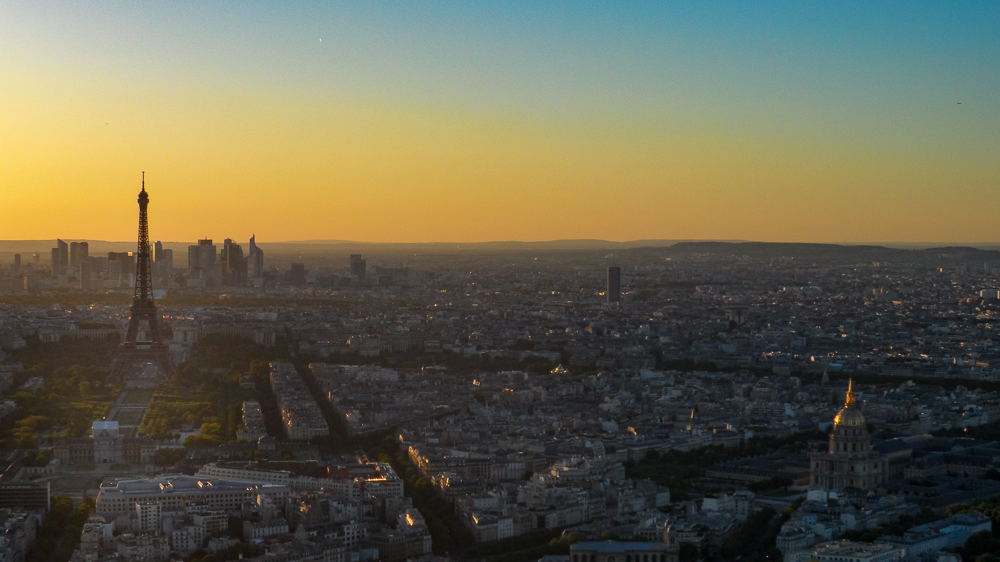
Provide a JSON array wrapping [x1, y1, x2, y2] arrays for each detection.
[[134, 171, 154, 305]]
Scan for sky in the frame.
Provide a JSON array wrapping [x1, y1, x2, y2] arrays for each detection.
[[1, 2, 998, 244]]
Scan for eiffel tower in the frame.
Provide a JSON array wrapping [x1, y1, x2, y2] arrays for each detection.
[[110, 173, 176, 381]]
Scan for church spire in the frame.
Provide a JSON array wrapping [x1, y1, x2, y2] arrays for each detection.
[[845, 379, 855, 407]]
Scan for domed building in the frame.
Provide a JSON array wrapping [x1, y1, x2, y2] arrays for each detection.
[[810, 381, 884, 490]]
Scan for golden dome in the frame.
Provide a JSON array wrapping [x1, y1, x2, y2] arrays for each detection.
[[833, 379, 867, 427], [834, 405, 867, 427]]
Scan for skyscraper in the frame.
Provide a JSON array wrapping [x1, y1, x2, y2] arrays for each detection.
[[108, 252, 135, 278], [350, 254, 367, 280], [161, 249, 173, 276], [248, 235, 264, 282], [607, 266, 621, 303], [108, 260, 123, 286], [187, 245, 200, 271], [13, 254, 20, 270], [51, 239, 68, 272], [197, 239, 217, 272], [80, 260, 92, 290], [221, 238, 246, 286], [70, 241, 88, 267], [153, 241, 166, 277]]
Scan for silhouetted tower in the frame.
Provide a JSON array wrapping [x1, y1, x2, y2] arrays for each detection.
[[350, 254, 367, 280], [110, 173, 176, 381], [70, 241, 88, 267], [607, 266, 621, 303]]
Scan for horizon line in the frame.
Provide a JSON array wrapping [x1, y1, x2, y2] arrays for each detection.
[[2, 238, 1000, 248]]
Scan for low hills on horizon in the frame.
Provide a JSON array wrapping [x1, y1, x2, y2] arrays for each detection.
[[1, 237, 999, 252], [2, 239, 1000, 267]]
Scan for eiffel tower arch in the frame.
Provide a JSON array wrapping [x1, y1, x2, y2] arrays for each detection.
[[110, 173, 177, 382]]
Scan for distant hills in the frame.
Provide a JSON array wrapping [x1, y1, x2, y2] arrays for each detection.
[[651, 241, 1000, 264], [0, 238, 715, 258], [2, 239, 1000, 267]]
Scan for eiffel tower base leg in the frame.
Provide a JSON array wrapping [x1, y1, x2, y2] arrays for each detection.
[[110, 344, 177, 382]]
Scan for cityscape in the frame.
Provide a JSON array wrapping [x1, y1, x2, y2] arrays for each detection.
[[5, 186, 1000, 562], [3, 4, 1000, 562]]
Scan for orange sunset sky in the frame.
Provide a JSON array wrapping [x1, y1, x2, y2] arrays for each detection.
[[1, 2, 998, 244]]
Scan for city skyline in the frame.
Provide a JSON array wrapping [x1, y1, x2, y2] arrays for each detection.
[[2, 2, 999, 243], [6, 4, 1000, 556]]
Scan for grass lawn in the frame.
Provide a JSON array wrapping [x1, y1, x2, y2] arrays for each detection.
[[123, 389, 154, 404], [113, 410, 144, 426]]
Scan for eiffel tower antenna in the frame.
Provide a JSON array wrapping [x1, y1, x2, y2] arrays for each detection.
[[110, 173, 176, 381]]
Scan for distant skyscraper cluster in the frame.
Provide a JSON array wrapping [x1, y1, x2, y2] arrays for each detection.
[[47, 239, 98, 289], [39, 240, 143, 290], [0, 233, 264, 292], [186, 236, 264, 288]]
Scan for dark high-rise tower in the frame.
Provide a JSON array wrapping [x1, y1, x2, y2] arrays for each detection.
[[607, 266, 621, 303], [110, 173, 175, 381], [248, 235, 264, 281], [221, 238, 247, 285], [350, 254, 367, 280], [70, 241, 88, 267], [51, 239, 68, 273]]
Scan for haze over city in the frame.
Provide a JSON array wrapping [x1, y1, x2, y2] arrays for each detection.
[[8, 5, 1000, 562], [3, 2, 999, 244]]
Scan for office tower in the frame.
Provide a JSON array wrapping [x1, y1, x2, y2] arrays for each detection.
[[187, 245, 200, 271], [52, 239, 68, 271], [12, 254, 20, 270], [70, 241, 88, 267], [153, 241, 164, 277], [109, 174, 175, 381], [350, 254, 367, 280], [80, 260, 91, 290], [161, 249, 173, 274], [32, 254, 39, 265], [108, 252, 135, 278], [92, 256, 108, 275], [108, 260, 123, 285], [220, 239, 231, 267], [247, 252, 263, 286], [289, 263, 306, 286], [197, 239, 217, 271], [186, 242, 216, 285], [607, 266, 621, 303], [221, 238, 246, 285], [248, 235, 264, 280]]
